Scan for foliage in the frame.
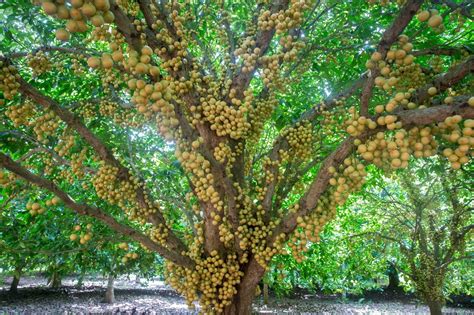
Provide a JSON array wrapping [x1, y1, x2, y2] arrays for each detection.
[[0, 0, 473, 314]]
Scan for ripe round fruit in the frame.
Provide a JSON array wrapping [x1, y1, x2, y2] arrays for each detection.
[[56, 29, 70, 41], [81, 3, 97, 17], [444, 96, 453, 104], [428, 87, 437, 96], [428, 15, 442, 28], [103, 11, 115, 23], [371, 51, 382, 62], [42, 2, 57, 15], [417, 10, 430, 22], [94, 0, 110, 11], [468, 97, 474, 107], [70, 8, 82, 20], [70, 234, 78, 241], [71, 0, 84, 8], [56, 5, 70, 19], [87, 56, 101, 68], [74, 225, 81, 231], [395, 49, 406, 59], [90, 14, 104, 27], [66, 20, 79, 32], [142, 46, 153, 56], [101, 56, 113, 69], [112, 50, 123, 62], [402, 43, 413, 52]]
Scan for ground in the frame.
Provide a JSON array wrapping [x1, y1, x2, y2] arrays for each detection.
[[0, 276, 472, 314]]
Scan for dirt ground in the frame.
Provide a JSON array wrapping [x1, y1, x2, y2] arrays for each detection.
[[0, 276, 472, 314]]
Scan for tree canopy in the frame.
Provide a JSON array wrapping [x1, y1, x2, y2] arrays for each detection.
[[0, 0, 473, 314]]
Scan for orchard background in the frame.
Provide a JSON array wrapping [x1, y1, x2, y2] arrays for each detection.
[[0, 0, 472, 314]]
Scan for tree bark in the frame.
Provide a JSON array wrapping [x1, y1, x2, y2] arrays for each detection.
[[9, 274, 20, 294], [76, 271, 85, 288], [223, 258, 265, 315], [104, 274, 115, 304], [263, 283, 269, 305], [223, 291, 256, 315], [50, 272, 62, 289], [386, 263, 401, 291], [427, 300, 443, 315]]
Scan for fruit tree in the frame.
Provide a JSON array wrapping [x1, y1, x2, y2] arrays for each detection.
[[0, 0, 473, 313]]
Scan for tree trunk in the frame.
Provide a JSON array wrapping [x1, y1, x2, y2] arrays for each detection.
[[9, 274, 20, 293], [50, 272, 62, 288], [263, 282, 269, 305], [104, 274, 115, 304], [223, 258, 265, 315], [386, 263, 400, 291], [427, 300, 443, 315], [76, 271, 85, 288]]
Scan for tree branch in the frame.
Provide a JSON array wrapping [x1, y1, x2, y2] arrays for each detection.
[[360, 0, 424, 116], [270, 101, 474, 245], [14, 74, 188, 255], [0, 153, 194, 268], [431, 0, 473, 21], [412, 47, 464, 57], [411, 55, 474, 104], [230, 0, 290, 97]]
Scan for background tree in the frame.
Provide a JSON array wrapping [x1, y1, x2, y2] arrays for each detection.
[[354, 159, 473, 315], [0, 0, 473, 313], [0, 188, 160, 300]]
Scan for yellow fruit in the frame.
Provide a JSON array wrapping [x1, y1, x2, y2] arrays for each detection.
[[66, 20, 79, 33], [371, 51, 382, 62], [402, 43, 413, 52], [142, 46, 153, 56], [387, 50, 396, 60], [71, 0, 84, 8], [70, 234, 78, 241], [81, 3, 96, 17], [417, 10, 430, 22], [428, 15, 442, 28], [87, 56, 101, 68], [32, 203, 40, 210], [70, 8, 82, 20], [74, 225, 81, 231], [101, 55, 113, 69], [90, 14, 104, 27], [428, 87, 437, 96], [55, 29, 70, 41], [103, 11, 115, 23], [42, 2, 57, 15], [444, 96, 453, 104], [76, 20, 88, 32], [395, 49, 406, 59], [468, 97, 474, 107], [56, 5, 70, 19], [94, 0, 110, 11]]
